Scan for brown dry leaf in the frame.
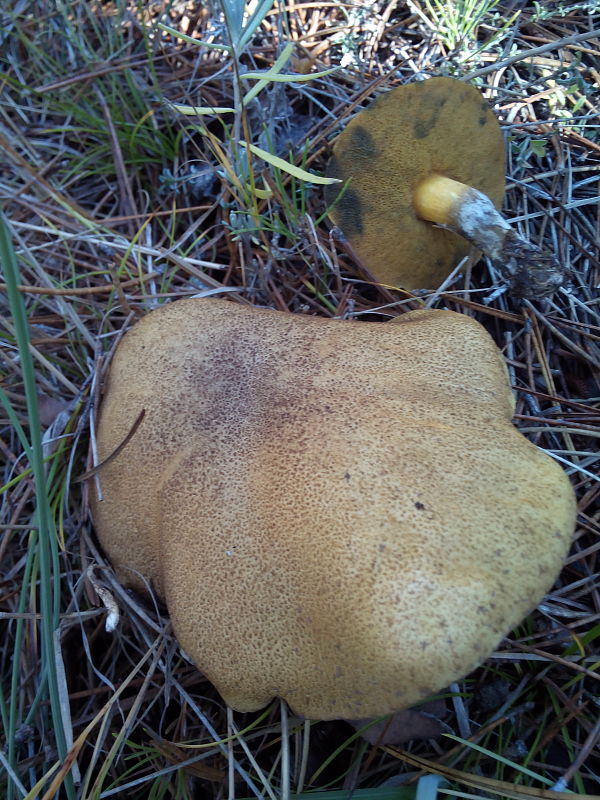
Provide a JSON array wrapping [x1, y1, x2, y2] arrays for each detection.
[[37, 393, 71, 427], [347, 699, 447, 745]]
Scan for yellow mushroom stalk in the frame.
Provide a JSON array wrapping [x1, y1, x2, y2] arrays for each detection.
[[413, 174, 564, 298]]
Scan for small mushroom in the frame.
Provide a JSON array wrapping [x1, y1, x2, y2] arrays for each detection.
[[326, 77, 564, 298], [91, 299, 575, 720]]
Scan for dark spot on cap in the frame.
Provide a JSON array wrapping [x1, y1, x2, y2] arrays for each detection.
[[415, 501, 425, 510], [348, 125, 378, 161], [413, 95, 447, 139], [414, 119, 430, 139], [332, 187, 364, 238]]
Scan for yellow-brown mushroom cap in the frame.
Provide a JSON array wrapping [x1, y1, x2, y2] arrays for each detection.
[[91, 298, 575, 720], [325, 76, 505, 290]]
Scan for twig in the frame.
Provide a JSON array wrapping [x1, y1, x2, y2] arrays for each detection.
[[464, 28, 600, 80], [0, 272, 161, 296]]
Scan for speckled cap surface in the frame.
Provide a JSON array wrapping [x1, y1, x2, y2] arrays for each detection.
[[91, 299, 575, 720], [326, 76, 506, 290]]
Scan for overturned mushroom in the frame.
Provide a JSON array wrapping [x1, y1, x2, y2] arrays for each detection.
[[326, 77, 564, 298], [91, 299, 575, 720]]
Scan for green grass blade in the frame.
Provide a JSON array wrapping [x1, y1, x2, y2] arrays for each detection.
[[156, 22, 232, 52], [242, 41, 295, 106], [443, 734, 555, 786], [0, 212, 75, 799], [238, 141, 341, 185], [239, 790, 416, 800]]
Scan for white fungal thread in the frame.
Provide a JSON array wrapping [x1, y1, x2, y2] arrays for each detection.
[[456, 188, 509, 260]]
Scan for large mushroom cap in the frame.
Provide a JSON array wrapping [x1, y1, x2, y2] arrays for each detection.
[[91, 299, 575, 720], [326, 76, 505, 290]]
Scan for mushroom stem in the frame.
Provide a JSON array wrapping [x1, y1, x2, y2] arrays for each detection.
[[413, 174, 565, 299]]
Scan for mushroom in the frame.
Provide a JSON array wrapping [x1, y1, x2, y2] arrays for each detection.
[[91, 298, 575, 720], [326, 76, 564, 298]]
